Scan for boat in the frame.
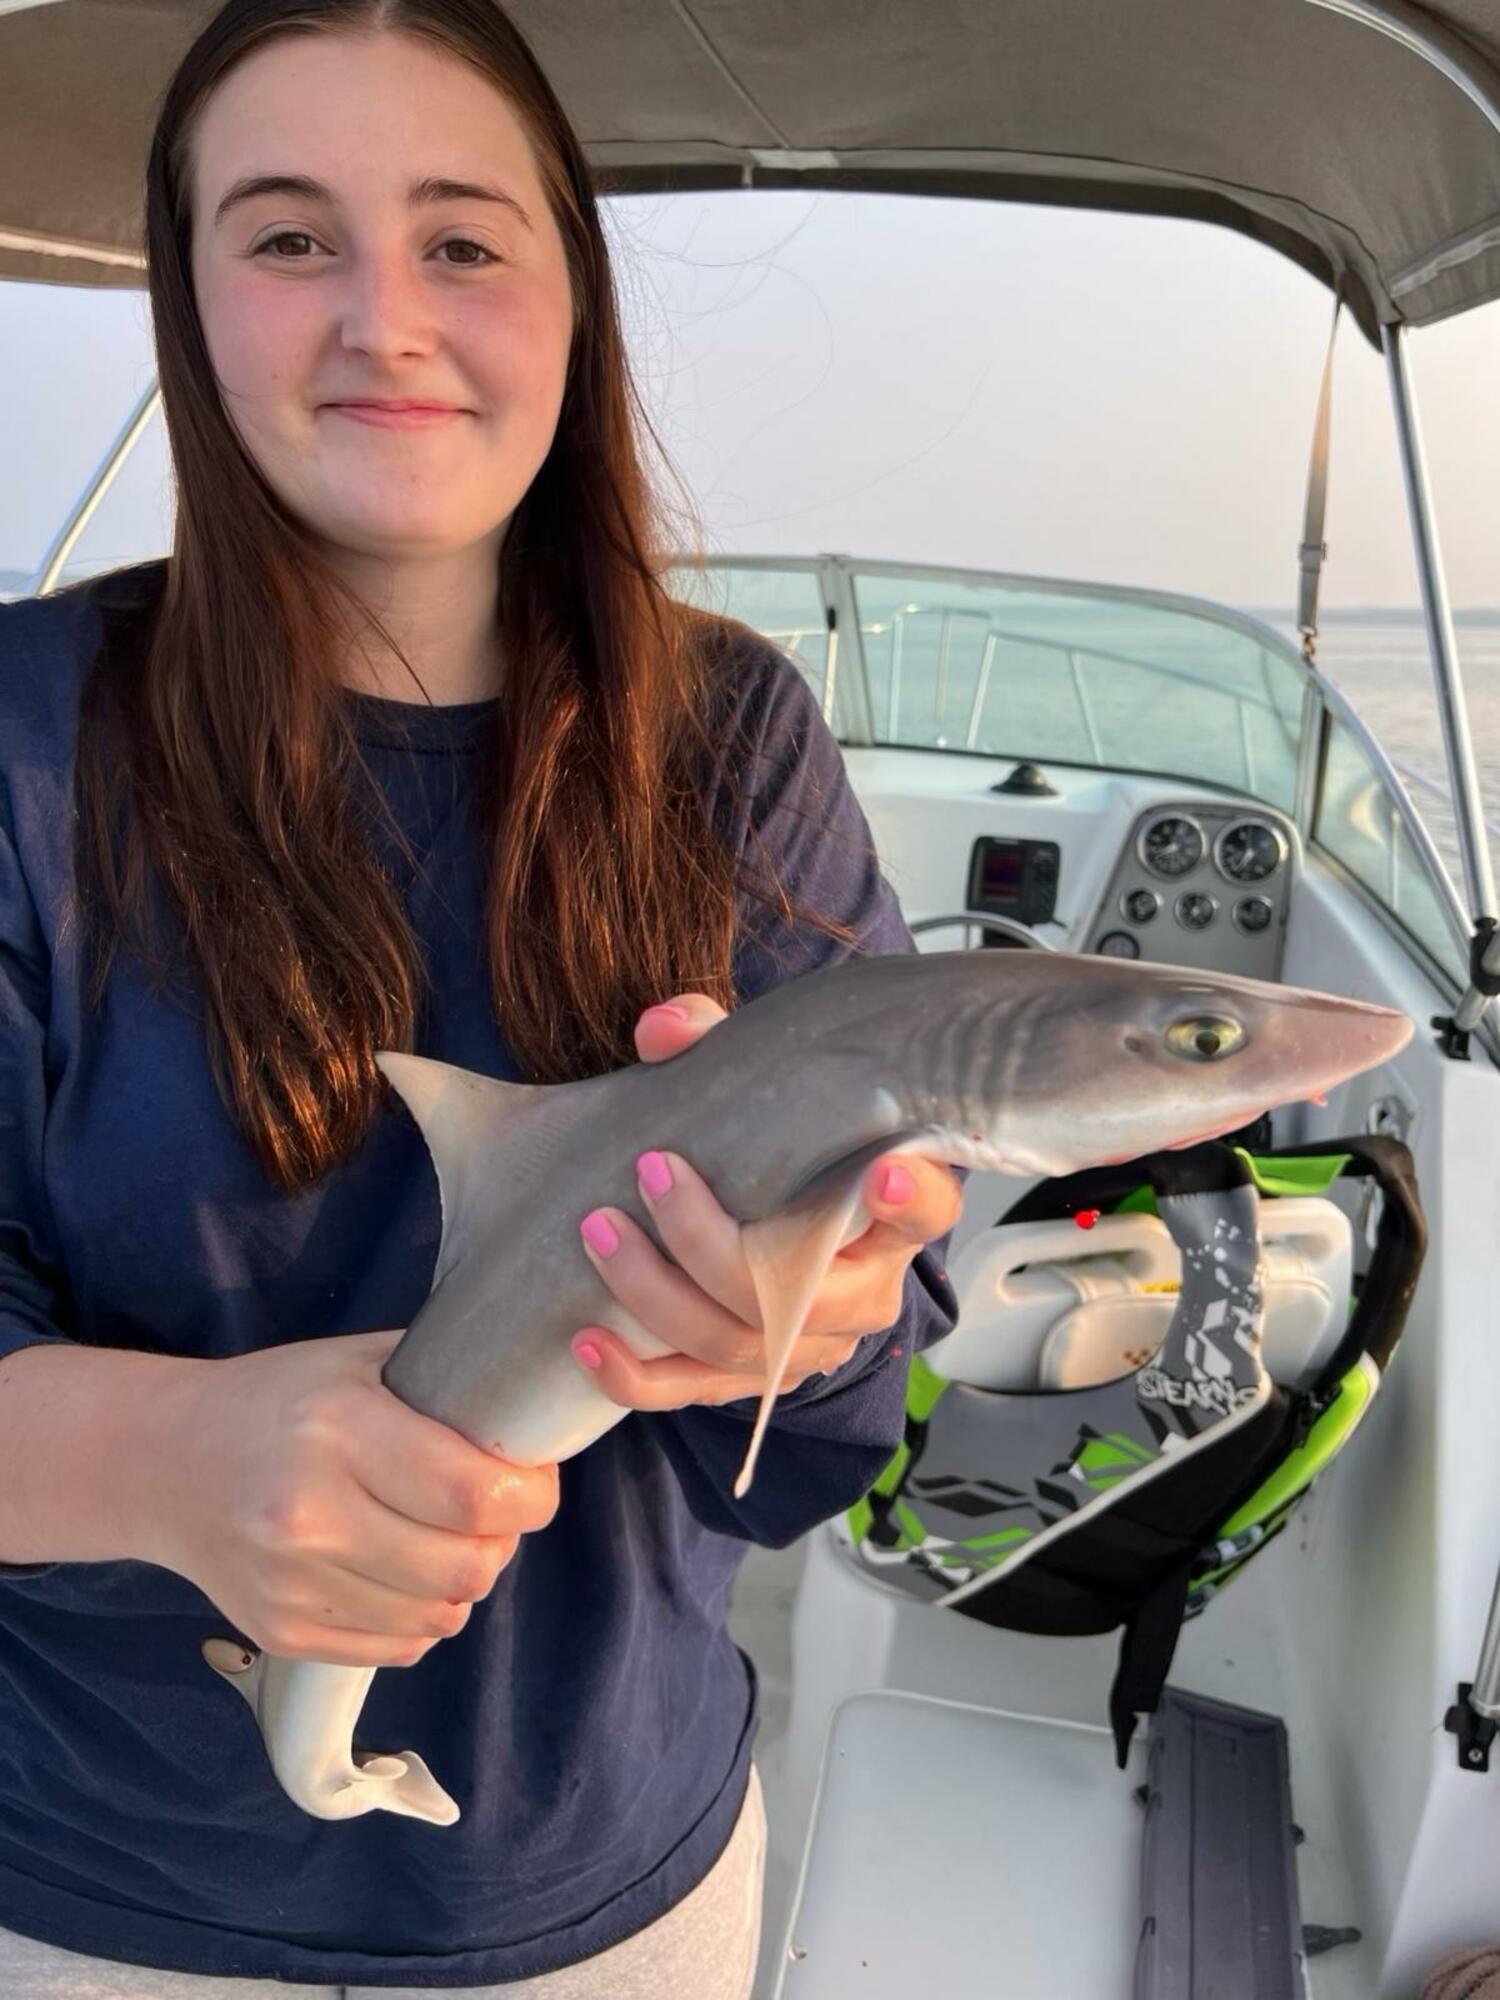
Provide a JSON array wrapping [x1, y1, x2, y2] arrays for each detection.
[[3, 3, 1499, 1994]]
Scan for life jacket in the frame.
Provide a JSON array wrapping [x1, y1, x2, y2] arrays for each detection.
[[844, 1135, 1426, 1763]]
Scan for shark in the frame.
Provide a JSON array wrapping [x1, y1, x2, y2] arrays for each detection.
[[200, 948, 1412, 1825]]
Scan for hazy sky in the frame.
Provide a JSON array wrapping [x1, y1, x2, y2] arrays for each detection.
[[4, 190, 1498, 610]]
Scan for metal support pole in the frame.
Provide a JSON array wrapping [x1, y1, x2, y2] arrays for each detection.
[[965, 631, 998, 750], [820, 608, 839, 728], [1445, 1559, 1500, 1772], [818, 556, 870, 744], [1305, 1, 1500, 142], [1065, 648, 1105, 765], [887, 612, 905, 741], [1381, 325, 1497, 927], [1473, 1565, 1500, 1723], [30, 377, 162, 597]]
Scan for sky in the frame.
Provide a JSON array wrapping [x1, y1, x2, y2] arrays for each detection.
[[3, 189, 1498, 611]]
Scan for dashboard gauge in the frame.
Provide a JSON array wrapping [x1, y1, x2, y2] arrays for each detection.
[[1214, 819, 1287, 884], [1122, 887, 1161, 925], [1234, 895, 1276, 935], [1175, 891, 1218, 931], [1138, 814, 1205, 879], [1097, 930, 1141, 960]]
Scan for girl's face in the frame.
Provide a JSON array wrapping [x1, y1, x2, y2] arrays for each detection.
[[189, 29, 575, 564]]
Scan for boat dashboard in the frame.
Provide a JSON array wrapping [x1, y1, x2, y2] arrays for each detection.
[[844, 747, 1299, 981]]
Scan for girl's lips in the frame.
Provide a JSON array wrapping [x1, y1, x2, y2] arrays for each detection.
[[324, 403, 469, 428]]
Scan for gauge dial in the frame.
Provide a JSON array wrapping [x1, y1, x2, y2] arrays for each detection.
[[1138, 815, 1205, 879], [1097, 930, 1141, 959], [1234, 895, 1275, 935], [1122, 887, 1161, 925], [1175, 892, 1218, 931], [1215, 819, 1287, 884]]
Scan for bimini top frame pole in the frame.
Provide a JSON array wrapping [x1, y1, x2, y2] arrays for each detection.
[[1305, 0, 1500, 140], [1304, 2, 1500, 1044], [30, 376, 161, 597], [1381, 325, 1497, 928]]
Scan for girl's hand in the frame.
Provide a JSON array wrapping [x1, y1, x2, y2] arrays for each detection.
[[147, 1328, 560, 1667], [569, 991, 963, 1411]]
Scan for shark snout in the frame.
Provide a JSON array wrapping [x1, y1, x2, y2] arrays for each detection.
[[1242, 986, 1413, 1105]]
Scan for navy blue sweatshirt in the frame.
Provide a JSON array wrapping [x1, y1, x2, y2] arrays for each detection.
[[0, 563, 959, 1987]]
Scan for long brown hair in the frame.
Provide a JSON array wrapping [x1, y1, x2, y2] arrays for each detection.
[[74, 0, 854, 1192]]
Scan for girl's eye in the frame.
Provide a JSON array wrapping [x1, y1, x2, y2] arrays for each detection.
[[254, 231, 322, 260], [436, 238, 498, 267], [250, 234, 498, 267]]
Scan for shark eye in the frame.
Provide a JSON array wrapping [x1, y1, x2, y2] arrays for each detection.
[[1165, 1015, 1245, 1062]]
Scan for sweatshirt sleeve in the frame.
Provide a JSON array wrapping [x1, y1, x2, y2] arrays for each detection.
[[645, 630, 962, 1548], [0, 813, 72, 1362], [0, 784, 81, 1578]]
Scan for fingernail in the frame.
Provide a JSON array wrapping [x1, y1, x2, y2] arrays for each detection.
[[637, 1149, 674, 1200], [572, 1336, 603, 1370], [580, 1212, 619, 1258], [875, 1163, 915, 1205], [643, 1003, 689, 1023]]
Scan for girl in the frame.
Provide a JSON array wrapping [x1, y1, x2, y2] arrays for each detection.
[[0, 1, 962, 1992]]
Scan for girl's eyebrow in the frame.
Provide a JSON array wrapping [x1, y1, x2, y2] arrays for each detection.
[[212, 172, 533, 231]]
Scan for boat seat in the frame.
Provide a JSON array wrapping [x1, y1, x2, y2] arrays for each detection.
[[842, 1136, 1426, 1758]]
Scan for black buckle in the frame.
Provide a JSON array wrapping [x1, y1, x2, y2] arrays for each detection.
[[1443, 1682, 1497, 1773], [1432, 917, 1500, 1061]]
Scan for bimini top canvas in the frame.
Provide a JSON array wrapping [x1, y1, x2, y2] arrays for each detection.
[[3, 0, 1500, 338]]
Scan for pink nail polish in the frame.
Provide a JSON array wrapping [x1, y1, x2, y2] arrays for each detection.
[[580, 1212, 619, 1257], [643, 1003, 689, 1023], [876, 1163, 915, 1205], [572, 1337, 603, 1370], [637, 1150, 674, 1200]]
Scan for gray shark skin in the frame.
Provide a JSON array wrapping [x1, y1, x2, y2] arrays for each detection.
[[203, 950, 1412, 1825]]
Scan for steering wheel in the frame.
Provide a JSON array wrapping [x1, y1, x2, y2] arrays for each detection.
[[907, 911, 1055, 951]]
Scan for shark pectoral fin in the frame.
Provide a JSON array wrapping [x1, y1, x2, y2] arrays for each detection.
[[734, 1172, 872, 1500]]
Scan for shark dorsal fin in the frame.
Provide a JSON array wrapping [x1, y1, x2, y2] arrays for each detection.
[[375, 1052, 538, 1285]]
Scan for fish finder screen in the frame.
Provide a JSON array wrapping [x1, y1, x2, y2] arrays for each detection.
[[967, 836, 1060, 925], [978, 843, 1023, 900]]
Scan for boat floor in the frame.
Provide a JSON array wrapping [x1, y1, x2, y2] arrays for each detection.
[[728, 1538, 1375, 2000]]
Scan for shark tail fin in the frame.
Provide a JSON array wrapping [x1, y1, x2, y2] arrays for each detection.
[[734, 1167, 874, 1498], [201, 1641, 459, 1823]]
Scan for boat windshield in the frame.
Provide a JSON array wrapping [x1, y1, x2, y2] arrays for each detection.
[[671, 555, 1473, 996], [672, 558, 1306, 810]]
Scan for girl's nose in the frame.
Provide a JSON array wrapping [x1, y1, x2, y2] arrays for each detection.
[[337, 253, 440, 361]]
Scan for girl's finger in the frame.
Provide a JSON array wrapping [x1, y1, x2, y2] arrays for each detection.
[[633, 993, 728, 1064], [629, 1148, 761, 1324], [569, 1329, 854, 1412], [578, 1149, 957, 1371], [578, 1206, 764, 1369], [860, 1156, 966, 1245]]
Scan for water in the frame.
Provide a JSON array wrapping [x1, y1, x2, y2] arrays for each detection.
[[1270, 611, 1500, 891]]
